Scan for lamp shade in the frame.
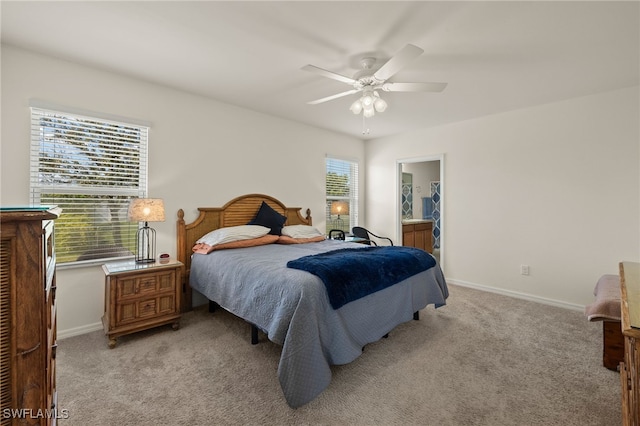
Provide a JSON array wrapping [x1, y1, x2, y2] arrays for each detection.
[[127, 198, 166, 222], [330, 201, 349, 216]]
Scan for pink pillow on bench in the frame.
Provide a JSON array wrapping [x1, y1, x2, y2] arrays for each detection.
[[585, 274, 621, 322]]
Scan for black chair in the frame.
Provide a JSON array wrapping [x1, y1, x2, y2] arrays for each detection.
[[328, 229, 345, 240], [351, 227, 393, 246]]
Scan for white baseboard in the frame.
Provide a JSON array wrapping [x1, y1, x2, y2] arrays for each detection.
[[447, 279, 585, 312], [58, 322, 103, 340], [56, 281, 583, 339]]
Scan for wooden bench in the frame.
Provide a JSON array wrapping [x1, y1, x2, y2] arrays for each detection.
[[585, 274, 624, 370]]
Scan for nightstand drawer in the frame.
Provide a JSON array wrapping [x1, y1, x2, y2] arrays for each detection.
[[158, 294, 177, 315], [116, 270, 176, 300], [138, 298, 157, 318], [157, 271, 176, 292], [116, 301, 137, 324], [138, 276, 158, 295], [116, 295, 177, 324]]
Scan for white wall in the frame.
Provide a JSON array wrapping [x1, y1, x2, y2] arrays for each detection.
[[366, 86, 640, 308], [3, 44, 638, 336], [1, 45, 364, 337]]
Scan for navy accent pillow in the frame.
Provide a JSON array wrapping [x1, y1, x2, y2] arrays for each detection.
[[248, 201, 287, 235]]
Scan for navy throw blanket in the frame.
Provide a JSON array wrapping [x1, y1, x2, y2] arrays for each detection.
[[287, 246, 436, 309]]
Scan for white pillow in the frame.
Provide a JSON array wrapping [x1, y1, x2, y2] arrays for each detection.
[[196, 225, 271, 246], [281, 225, 324, 239]]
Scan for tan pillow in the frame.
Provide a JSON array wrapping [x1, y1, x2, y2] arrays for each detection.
[[193, 234, 279, 254], [196, 225, 270, 246], [281, 225, 324, 239]]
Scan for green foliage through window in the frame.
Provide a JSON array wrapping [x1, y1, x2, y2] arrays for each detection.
[[30, 107, 148, 264]]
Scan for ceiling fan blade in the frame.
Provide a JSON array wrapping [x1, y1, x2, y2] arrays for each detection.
[[373, 44, 424, 82], [307, 89, 361, 105], [301, 64, 356, 85], [381, 82, 448, 92]]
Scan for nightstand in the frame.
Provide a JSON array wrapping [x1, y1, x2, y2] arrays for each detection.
[[102, 259, 182, 348]]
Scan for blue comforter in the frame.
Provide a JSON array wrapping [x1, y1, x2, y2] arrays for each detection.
[[287, 246, 437, 309], [189, 240, 448, 408]]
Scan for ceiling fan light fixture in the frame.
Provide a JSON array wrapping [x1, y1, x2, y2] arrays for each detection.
[[350, 100, 363, 114], [363, 107, 375, 118], [303, 43, 448, 129], [361, 94, 374, 107], [349, 87, 387, 117], [374, 96, 387, 113]]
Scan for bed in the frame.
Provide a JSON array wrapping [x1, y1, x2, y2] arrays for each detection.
[[176, 194, 448, 408]]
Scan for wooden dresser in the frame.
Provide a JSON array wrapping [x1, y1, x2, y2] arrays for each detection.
[[619, 261, 640, 426], [102, 259, 182, 348], [1, 207, 61, 425], [402, 220, 434, 253]]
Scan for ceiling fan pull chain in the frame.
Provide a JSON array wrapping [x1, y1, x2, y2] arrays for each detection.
[[361, 114, 370, 135]]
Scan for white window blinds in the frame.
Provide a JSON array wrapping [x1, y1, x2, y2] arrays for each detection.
[[30, 107, 149, 264], [325, 156, 359, 234]]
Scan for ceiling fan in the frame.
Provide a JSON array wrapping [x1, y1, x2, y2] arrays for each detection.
[[302, 44, 447, 117]]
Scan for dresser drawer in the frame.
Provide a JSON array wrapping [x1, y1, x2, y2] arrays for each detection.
[[47, 284, 56, 332], [44, 219, 56, 292], [47, 311, 57, 407]]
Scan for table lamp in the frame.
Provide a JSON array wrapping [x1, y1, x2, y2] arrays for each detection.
[[330, 201, 349, 228], [330, 201, 349, 220], [127, 198, 165, 263]]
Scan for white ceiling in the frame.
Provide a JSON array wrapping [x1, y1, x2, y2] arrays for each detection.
[[2, 1, 638, 140]]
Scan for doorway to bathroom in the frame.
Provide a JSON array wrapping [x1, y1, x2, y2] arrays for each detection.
[[397, 155, 444, 266]]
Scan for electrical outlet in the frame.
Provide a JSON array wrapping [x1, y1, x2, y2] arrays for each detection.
[[520, 265, 530, 276]]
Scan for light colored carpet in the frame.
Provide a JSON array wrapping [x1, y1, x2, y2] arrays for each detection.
[[56, 284, 620, 425]]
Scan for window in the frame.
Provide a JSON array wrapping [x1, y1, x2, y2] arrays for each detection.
[[325, 156, 358, 234], [30, 106, 149, 265]]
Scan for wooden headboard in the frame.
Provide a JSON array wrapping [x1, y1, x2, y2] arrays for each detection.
[[176, 193, 312, 311]]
